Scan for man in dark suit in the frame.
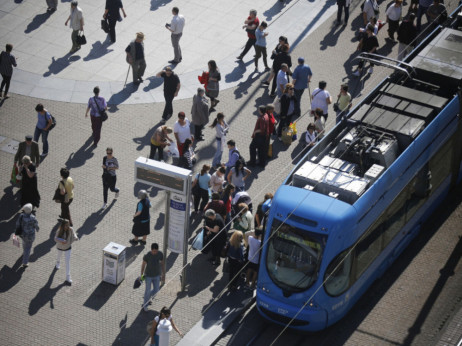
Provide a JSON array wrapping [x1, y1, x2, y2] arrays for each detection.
[[15, 135, 40, 168]]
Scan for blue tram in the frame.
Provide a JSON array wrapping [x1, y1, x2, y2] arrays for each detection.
[[256, 19, 462, 331]]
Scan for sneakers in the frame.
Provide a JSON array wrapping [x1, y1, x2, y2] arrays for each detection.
[[262, 81, 270, 86], [55, 262, 60, 269], [236, 56, 243, 60], [65, 279, 72, 286], [114, 191, 119, 199], [368, 67, 374, 74], [101, 203, 107, 210], [352, 70, 360, 77], [129, 238, 138, 245]]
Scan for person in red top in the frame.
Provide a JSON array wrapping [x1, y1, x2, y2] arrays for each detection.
[[236, 9, 259, 60], [266, 104, 276, 160], [248, 105, 269, 168]]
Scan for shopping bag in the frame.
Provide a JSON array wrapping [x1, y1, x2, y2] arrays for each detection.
[[10, 164, 19, 184], [289, 122, 297, 140], [282, 127, 294, 145], [167, 142, 180, 157], [192, 229, 204, 250], [12, 234, 20, 248], [273, 97, 281, 114], [267, 142, 273, 158], [76, 31, 87, 45]]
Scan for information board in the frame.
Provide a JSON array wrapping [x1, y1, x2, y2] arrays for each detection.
[[168, 193, 187, 253]]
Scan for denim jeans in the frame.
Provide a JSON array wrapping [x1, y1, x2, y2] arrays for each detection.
[[212, 138, 223, 167], [22, 236, 35, 265], [33, 127, 49, 154], [144, 276, 160, 307]]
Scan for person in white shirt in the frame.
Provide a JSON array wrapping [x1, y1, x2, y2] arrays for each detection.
[[173, 111, 193, 157], [276, 64, 289, 98], [311, 81, 332, 120], [165, 7, 185, 64], [386, 0, 403, 40], [362, 0, 379, 26], [65, 1, 84, 53]]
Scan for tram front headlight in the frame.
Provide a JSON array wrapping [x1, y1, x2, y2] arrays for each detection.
[[307, 299, 320, 310], [261, 285, 270, 294]]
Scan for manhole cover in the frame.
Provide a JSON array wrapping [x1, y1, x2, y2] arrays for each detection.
[[1, 140, 19, 155]]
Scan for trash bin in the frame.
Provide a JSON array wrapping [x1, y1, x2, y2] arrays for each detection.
[[102, 242, 126, 285]]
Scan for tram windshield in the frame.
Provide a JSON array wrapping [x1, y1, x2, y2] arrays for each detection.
[[266, 218, 326, 292]]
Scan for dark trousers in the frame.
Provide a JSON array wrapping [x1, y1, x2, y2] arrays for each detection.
[[194, 124, 204, 139], [277, 114, 293, 137], [194, 188, 209, 212], [108, 18, 117, 42], [270, 69, 279, 95], [61, 198, 73, 226], [149, 143, 164, 161], [162, 92, 174, 120], [0, 74, 12, 96], [240, 37, 256, 58], [249, 134, 267, 166], [254, 45, 268, 68], [388, 19, 399, 39], [416, 5, 429, 30], [228, 257, 242, 288], [90, 115, 103, 145], [337, 4, 350, 23], [294, 89, 305, 117], [103, 175, 119, 203]]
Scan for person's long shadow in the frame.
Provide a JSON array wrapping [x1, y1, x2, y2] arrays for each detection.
[[233, 70, 261, 99], [132, 126, 157, 152], [142, 76, 163, 92], [83, 41, 113, 62], [76, 204, 113, 238], [28, 268, 66, 316], [29, 223, 60, 263], [43, 53, 80, 77], [107, 84, 139, 111], [113, 311, 154, 345], [225, 60, 253, 84], [0, 257, 26, 293], [263, 0, 289, 21], [24, 12, 51, 33], [290, 137, 310, 165], [185, 253, 219, 297], [320, 22, 347, 50], [64, 136, 94, 169], [0, 186, 21, 242], [150, 0, 173, 11]]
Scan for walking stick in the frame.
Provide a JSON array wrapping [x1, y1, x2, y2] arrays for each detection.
[[124, 64, 131, 87]]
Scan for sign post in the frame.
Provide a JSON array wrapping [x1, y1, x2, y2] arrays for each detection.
[[135, 157, 192, 291]]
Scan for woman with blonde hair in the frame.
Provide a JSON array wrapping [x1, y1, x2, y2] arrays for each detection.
[[150, 126, 173, 161], [227, 230, 245, 290], [54, 219, 78, 285], [277, 83, 296, 140]]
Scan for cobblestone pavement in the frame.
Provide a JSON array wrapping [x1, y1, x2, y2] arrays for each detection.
[[1, 0, 460, 346]]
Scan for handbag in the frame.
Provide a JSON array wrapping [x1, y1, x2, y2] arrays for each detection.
[[93, 97, 108, 121], [191, 228, 204, 250], [76, 31, 87, 45], [53, 181, 65, 203], [12, 234, 20, 248], [101, 19, 109, 33], [15, 215, 23, 236], [333, 95, 341, 112], [220, 241, 230, 258]]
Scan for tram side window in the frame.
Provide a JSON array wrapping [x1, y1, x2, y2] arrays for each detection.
[[382, 188, 408, 247], [428, 138, 454, 191], [354, 221, 384, 280], [324, 250, 352, 296]]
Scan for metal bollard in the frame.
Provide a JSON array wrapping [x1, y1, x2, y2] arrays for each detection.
[[158, 318, 172, 346]]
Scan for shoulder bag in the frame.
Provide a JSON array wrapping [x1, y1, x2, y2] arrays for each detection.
[[53, 181, 66, 203], [333, 95, 341, 112], [94, 97, 108, 121], [15, 214, 23, 236], [192, 174, 201, 195]]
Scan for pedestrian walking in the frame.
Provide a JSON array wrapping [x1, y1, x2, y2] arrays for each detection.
[[277, 84, 296, 140], [237, 9, 260, 61], [352, 24, 379, 77], [85, 86, 107, 148], [149, 126, 174, 161], [130, 190, 151, 245], [254, 21, 270, 71], [16, 203, 39, 269], [46, 0, 58, 12], [156, 67, 181, 123], [225, 140, 240, 181], [54, 219, 78, 285], [19, 156, 40, 210], [149, 307, 182, 345], [244, 227, 262, 290], [173, 111, 193, 157], [58, 168, 74, 227], [165, 7, 185, 64], [262, 36, 289, 87], [291, 57, 312, 117], [386, 0, 403, 41], [0, 43, 17, 99], [310, 81, 332, 120], [362, 0, 380, 27], [65, 1, 84, 54], [269, 45, 291, 98], [210, 113, 229, 168], [104, 0, 127, 43], [248, 105, 269, 167], [335, 84, 352, 123], [126, 32, 146, 85], [14, 135, 40, 169], [206, 60, 221, 111], [397, 13, 417, 61], [191, 87, 209, 141], [101, 147, 120, 209], [227, 231, 245, 291], [191, 165, 211, 213], [416, 0, 433, 30], [33, 103, 53, 157], [276, 63, 289, 99], [204, 209, 227, 265], [141, 243, 165, 312], [336, 0, 351, 25]]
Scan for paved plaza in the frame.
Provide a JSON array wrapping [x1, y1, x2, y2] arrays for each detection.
[[1, 0, 461, 345]]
